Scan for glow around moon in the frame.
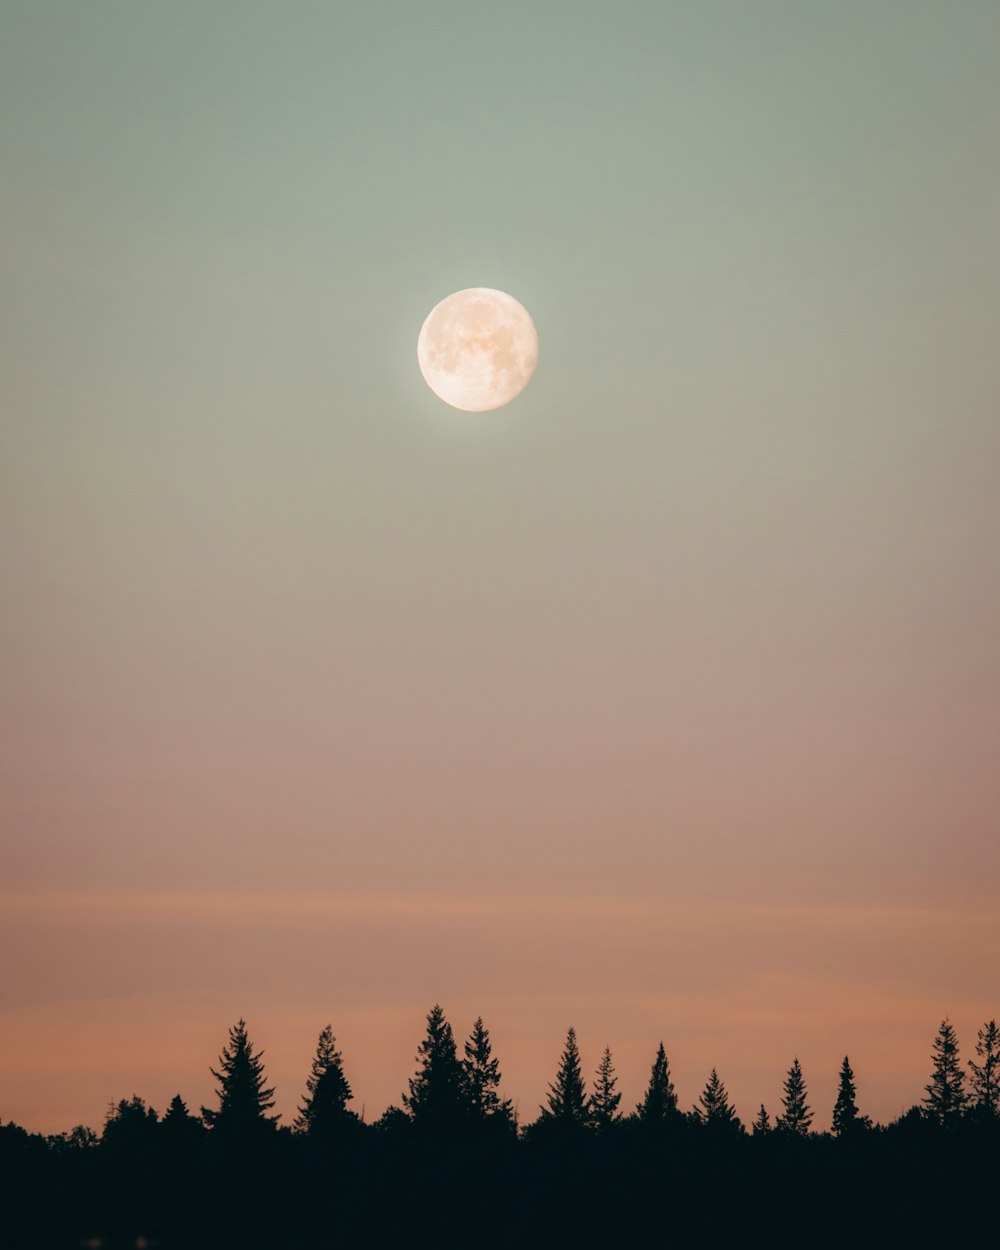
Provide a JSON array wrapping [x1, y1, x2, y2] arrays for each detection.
[[417, 287, 538, 412]]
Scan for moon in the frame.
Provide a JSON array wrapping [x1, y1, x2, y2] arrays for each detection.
[[417, 287, 538, 412]]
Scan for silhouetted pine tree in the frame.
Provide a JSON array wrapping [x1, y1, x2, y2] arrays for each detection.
[[832, 1056, 860, 1137], [162, 1093, 195, 1126], [968, 1019, 1000, 1121], [201, 1019, 278, 1133], [462, 1017, 514, 1126], [161, 1094, 205, 1150], [922, 1019, 966, 1127], [697, 1068, 740, 1132], [295, 1025, 355, 1136], [543, 1027, 588, 1127], [752, 1104, 771, 1136], [777, 1058, 813, 1137], [636, 1042, 678, 1126], [589, 1047, 622, 1130], [403, 1004, 467, 1135]]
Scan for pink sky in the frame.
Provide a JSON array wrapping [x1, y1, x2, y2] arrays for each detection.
[[2, 887, 995, 1134]]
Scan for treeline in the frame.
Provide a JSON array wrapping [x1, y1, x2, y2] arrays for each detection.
[[2, 1011, 998, 1249]]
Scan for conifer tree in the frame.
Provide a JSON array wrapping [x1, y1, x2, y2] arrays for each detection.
[[201, 1019, 278, 1133], [968, 1019, 1000, 1121], [161, 1094, 204, 1148], [697, 1068, 740, 1132], [295, 1025, 355, 1135], [636, 1042, 678, 1126], [589, 1047, 622, 1130], [832, 1056, 860, 1137], [752, 1104, 771, 1136], [776, 1058, 813, 1137], [922, 1018, 966, 1127], [403, 1004, 467, 1133], [462, 1017, 513, 1124], [163, 1093, 192, 1125], [543, 1027, 588, 1126]]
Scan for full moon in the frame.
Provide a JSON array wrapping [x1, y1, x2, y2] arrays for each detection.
[[417, 287, 538, 412]]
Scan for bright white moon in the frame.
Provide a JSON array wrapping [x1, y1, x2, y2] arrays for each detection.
[[417, 287, 538, 412]]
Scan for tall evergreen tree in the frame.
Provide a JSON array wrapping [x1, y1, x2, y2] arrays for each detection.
[[201, 1019, 278, 1133], [968, 1019, 1000, 1121], [776, 1058, 813, 1137], [462, 1017, 513, 1125], [636, 1042, 678, 1126], [922, 1018, 966, 1127], [403, 1004, 468, 1134], [543, 1027, 588, 1126], [752, 1104, 771, 1136], [295, 1025, 355, 1135], [697, 1068, 740, 1132], [589, 1047, 622, 1130], [832, 1056, 860, 1137]]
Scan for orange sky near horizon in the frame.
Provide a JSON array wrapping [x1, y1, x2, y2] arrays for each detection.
[[2, 887, 996, 1135]]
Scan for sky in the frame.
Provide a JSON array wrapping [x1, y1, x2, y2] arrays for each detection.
[[1, 1, 999, 1134]]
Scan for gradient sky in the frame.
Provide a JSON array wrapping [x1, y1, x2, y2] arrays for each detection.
[[2, 2, 999, 1134]]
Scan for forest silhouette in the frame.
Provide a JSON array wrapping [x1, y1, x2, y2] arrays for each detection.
[[2, 1010, 998, 1248]]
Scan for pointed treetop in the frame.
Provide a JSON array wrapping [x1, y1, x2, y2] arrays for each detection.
[[589, 1046, 622, 1130], [698, 1067, 739, 1129], [161, 1092, 204, 1143], [832, 1056, 859, 1137], [164, 1094, 189, 1121], [968, 1019, 1000, 1120], [201, 1018, 278, 1132], [403, 1004, 468, 1134], [922, 1018, 966, 1126], [463, 1017, 514, 1125], [544, 1027, 588, 1126], [295, 1025, 354, 1135], [777, 1057, 813, 1138], [636, 1042, 679, 1125]]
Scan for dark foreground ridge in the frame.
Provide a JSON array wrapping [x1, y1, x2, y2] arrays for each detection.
[[3, 1011, 998, 1249]]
